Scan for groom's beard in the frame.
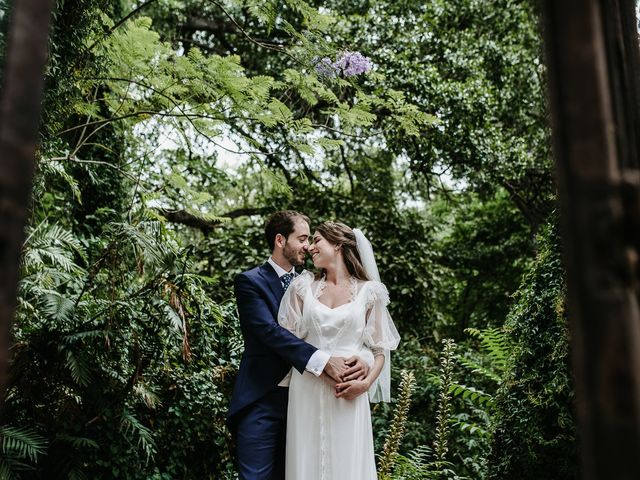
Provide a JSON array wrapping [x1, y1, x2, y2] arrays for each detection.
[[283, 243, 304, 266]]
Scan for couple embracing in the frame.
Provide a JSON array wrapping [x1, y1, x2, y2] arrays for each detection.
[[227, 211, 400, 480]]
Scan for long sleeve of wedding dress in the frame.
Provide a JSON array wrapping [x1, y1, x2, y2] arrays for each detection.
[[363, 281, 401, 403], [277, 271, 312, 338]]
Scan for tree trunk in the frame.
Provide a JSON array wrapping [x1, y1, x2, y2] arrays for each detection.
[[0, 0, 55, 416], [541, 0, 640, 478]]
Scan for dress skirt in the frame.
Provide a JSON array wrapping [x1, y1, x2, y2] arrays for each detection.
[[285, 368, 377, 480]]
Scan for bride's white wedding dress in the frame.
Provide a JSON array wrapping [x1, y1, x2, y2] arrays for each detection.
[[278, 270, 400, 480]]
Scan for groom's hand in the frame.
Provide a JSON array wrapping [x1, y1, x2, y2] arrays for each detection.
[[324, 356, 348, 382], [341, 356, 369, 382]]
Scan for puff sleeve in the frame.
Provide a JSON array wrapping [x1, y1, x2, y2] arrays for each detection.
[[277, 270, 314, 338], [364, 281, 400, 403]]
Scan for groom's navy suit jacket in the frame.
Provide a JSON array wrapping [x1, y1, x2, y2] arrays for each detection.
[[227, 262, 317, 427]]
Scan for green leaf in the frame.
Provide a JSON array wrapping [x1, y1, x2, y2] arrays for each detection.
[[315, 137, 344, 151]]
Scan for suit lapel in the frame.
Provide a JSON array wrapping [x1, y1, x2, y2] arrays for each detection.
[[258, 262, 284, 307]]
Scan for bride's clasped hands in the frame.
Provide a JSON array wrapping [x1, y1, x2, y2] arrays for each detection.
[[322, 355, 372, 400]]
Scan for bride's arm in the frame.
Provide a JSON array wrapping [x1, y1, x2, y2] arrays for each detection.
[[334, 353, 384, 400]]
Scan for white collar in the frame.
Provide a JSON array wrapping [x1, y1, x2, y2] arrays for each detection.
[[268, 257, 294, 278]]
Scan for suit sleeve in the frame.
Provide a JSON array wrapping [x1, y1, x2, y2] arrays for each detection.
[[234, 273, 318, 374]]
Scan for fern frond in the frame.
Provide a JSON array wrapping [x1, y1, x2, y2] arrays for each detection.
[[40, 290, 76, 322], [449, 383, 494, 407], [30, 223, 82, 251], [120, 410, 156, 462], [0, 425, 47, 464], [40, 160, 82, 203], [453, 418, 490, 438], [454, 356, 502, 383], [0, 457, 32, 478], [63, 349, 92, 386], [62, 329, 106, 343], [385, 445, 432, 479], [159, 300, 184, 332], [20, 268, 73, 291], [55, 433, 99, 450], [108, 222, 169, 266], [22, 223, 86, 274], [0, 459, 17, 480], [407, 444, 432, 467], [464, 327, 511, 371]]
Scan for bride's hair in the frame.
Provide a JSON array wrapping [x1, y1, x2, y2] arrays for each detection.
[[315, 221, 370, 281]]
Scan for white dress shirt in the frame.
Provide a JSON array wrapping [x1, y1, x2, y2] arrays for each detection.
[[268, 257, 330, 386]]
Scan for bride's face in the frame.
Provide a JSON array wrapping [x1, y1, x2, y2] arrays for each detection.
[[309, 231, 337, 269]]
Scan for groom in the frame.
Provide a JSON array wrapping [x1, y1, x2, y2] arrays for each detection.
[[227, 211, 367, 480]]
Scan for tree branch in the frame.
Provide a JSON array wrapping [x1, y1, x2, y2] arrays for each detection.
[[158, 207, 271, 233], [205, 0, 289, 54]]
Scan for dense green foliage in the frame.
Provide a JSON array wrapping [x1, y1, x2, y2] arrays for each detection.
[[0, 0, 577, 477], [487, 223, 577, 479]]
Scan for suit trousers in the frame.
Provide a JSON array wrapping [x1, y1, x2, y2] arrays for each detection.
[[235, 386, 288, 480]]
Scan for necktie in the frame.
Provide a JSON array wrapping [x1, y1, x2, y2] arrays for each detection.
[[281, 272, 295, 292]]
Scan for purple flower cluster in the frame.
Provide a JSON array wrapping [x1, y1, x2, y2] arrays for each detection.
[[315, 57, 338, 78], [314, 51, 373, 78], [335, 51, 373, 77]]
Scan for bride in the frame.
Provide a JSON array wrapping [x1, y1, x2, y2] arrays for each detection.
[[278, 221, 400, 479]]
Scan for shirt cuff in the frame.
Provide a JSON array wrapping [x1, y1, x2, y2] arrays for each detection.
[[305, 350, 330, 377]]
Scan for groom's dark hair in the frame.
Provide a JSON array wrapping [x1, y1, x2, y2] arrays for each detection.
[[265, 211, 310, 250]]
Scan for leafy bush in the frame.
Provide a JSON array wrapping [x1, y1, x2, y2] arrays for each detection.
[[487, 222, 578, 479], [7, 219, 239, 478]]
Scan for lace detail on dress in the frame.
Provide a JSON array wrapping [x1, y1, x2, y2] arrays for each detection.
[[314, 275, 327, 300], [315, 275, 358, 303], [365, 281, 390, 308], [319, 387, 329, 480], [292, 270, 314, 297], [349, 276, 358, 302]]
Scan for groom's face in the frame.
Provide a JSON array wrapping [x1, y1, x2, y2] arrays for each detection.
[[282, 218, 311, 266]]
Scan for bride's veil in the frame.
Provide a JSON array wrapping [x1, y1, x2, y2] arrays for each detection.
[[353, 228, 393, 403], [353, 229, 380, 282]]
